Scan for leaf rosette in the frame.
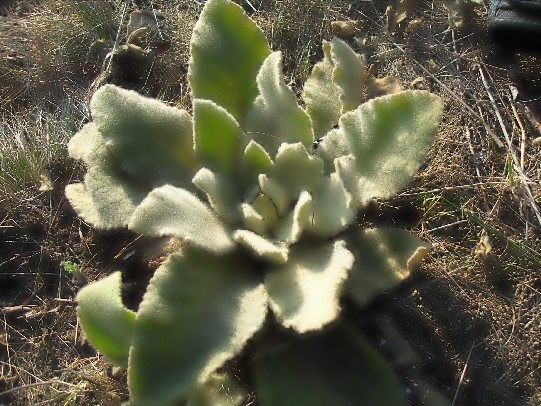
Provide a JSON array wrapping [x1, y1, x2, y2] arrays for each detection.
[[68, 0, 443, 404]]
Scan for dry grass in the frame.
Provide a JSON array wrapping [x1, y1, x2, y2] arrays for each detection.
[[1, 0, 541, 404]]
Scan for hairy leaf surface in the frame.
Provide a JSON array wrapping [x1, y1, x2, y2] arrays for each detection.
[[319, 90, 443, 207], [129, 248, 268, 405], [265, 240, 353, 332], [302, 41, 342, 138], [128, 185, 234, 254], [189, 0, 270, 121], [91, 85, 196, 188], [76, 272, 135, 368], [344, 227, 430, 306], [187, 373, 247, 406], [65, 168, 145, 229], [245, 52, 313, 154], [193, 99, 243, 176]]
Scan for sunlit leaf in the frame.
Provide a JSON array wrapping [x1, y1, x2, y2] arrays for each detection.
[[265, 240, 353, 332], [129, 247, 268, 405], [319, 91, 443, 207], [307, 172, 354, 237], [91, 85, 196, 188], [187, 373, 248, 406], [245, 52, 313, 154], [128, 185, 234, 254], [193, 99, 243, 176], [65, 167, 145, 229], [188, 0, 270, 120], [302, 41, 342, 138], [233, 229, 288, 264]]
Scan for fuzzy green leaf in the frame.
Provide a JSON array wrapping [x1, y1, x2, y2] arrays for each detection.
[[187, 373, 247, 406], [254, 323, 407, 406], [193, 99, 243, 176], [233, 229, 288, 264], [302, 41, 342, 138], [271, 142, 324, 199], [91, 85, 196, 188], [318, 90, 443, 207], [344, 227, 430, 306], [192, 167, 240, 225], [67, 122, 113, 168], [258, 174, 288, 217], [245, 52, 313, 154], [273, 191, 313, 244], [240, 202, 267, 235], [330, 37, 365, 113], [240, 140, 274, 189], [128, 185, 234, 254], [76, 272, 135, 368], [65, 168, 145, 229], [306, 172, 354, 237], [240, 193, 279, 235], [265, 240, 353, 333], [129, 248, 268, 405], [302, 38, 365, 139], [188, 0, 270, 121]]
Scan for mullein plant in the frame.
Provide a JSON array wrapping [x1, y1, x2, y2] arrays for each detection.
[[67, 0, 443, 404]]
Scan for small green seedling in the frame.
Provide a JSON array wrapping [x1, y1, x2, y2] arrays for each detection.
[[66, 0, 443, 404], [60, 260, 87, 285]]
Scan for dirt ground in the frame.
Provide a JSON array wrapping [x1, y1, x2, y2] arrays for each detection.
[[1, 0, 541, 405]]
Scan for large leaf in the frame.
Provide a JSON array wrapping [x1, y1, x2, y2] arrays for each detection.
[[67, 122, 113, 168], [254, 322, 407, 406], [91, 85, 196, 188], [128, 247, 268, 405], [188, 0, 270, 121], [128, 185, 234, 254], [245, 52, 313, 154], [344, 227, 430, 306], [302, 41, 342, 138], [318, 90, 443, 207], [265, 240, 354, 333], [65, 167, 145, 229], [302, 37, 365, 139], [329, 37, 365, 113], [66, 122, 147, 229], [193, 99, 244, 176], [76, 272, 135, 368]]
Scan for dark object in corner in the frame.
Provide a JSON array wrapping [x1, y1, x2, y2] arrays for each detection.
[[488, 0, 541, 53]]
